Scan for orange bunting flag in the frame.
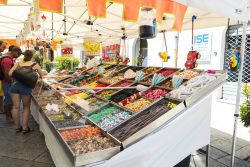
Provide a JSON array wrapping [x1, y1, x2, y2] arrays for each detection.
[[38, 0, 63, 13], [86, 0, 187, 31], [0, 0, 7, 4]]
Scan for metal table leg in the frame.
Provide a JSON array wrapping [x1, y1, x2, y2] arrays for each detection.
[[206, 144, 210, 167]]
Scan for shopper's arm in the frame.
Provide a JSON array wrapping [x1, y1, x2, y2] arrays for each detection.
[[9, 63, 18, 77], [34, 64, 44, 78]]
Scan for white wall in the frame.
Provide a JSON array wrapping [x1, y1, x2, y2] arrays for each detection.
[[177, 26, 227, 70], [127, 26, 227, 70], [147, 32, 178, 67]]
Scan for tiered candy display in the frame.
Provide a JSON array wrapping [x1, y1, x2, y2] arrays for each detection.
[[32, 64, 225, 165]]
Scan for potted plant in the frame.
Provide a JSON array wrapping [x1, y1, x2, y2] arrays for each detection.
[[43, 59, 53, 73], [55, 56, 80, 70], [240, 84, 250, 130]]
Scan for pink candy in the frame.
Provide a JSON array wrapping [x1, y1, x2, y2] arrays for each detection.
[[143, 88, 169, 100]]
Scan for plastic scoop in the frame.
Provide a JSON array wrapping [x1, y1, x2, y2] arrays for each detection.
[[58, 84, 149, 92]]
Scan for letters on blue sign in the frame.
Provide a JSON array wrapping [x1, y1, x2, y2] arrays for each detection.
[[194, 34, 209, 44]]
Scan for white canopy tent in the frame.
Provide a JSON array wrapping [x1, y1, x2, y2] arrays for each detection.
[[0, 0, 248, 45], [0, 0, 249, 167]]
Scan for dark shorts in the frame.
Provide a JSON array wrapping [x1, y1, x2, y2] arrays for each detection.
[[10, 82, 32, 96], [2, 82, 12, 106]]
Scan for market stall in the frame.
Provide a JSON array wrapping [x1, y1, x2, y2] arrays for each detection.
[[0, 0, 248, 167], [30, 64, 226, 167]]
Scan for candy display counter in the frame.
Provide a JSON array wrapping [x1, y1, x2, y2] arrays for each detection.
[[31, 65, 226, 167]]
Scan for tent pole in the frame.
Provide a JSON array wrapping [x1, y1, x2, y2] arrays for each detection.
[[63, 0, 66, 34], [230, 21, 247, 167], [174, 32, 179, 68], [52, 12, 54, 40]]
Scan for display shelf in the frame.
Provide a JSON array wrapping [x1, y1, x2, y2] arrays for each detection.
[[31, 64, 226, 167]]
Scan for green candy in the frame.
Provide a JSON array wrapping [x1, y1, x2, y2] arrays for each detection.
[[88, 106, 118, 123]]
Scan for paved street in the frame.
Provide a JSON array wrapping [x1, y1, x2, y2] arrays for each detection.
[[0, 111, 249, 167]]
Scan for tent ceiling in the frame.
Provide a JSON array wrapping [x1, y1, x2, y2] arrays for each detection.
[[0, 0, 248, 45]]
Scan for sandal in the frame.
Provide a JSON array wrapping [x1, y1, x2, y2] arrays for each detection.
[[16, 127, 22, 133], [22, 127, 34, 134]]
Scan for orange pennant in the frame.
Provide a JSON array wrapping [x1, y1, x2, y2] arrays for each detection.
[[0, 39, 19, 47], [86, 0, 187, 31], [38, 0, 63, 13], [0, 0, 7, 4]]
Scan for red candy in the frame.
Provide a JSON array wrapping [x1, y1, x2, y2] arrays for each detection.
[[143, 88, 169, 100], [94, 83, 108, 92], [158, 69, 176, 77]]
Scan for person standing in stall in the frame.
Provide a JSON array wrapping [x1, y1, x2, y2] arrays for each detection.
[[1, 46, 22, 120], [0, 41, 7, 114]]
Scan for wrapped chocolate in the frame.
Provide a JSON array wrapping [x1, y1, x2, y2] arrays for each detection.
[[97, 110, 132, 131]]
